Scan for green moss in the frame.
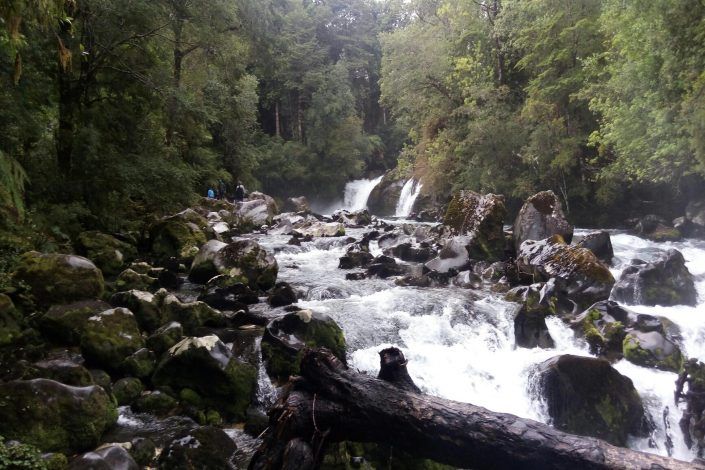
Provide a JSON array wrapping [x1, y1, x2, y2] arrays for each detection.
[[179, 388, 204, 408], [0, 437, 49, 470], [113, 377, 144, 406]]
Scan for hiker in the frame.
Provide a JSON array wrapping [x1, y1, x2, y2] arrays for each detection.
[[207, 188, 215, 199], [234, 181, 246, 202], [218, 179, 227, 200]]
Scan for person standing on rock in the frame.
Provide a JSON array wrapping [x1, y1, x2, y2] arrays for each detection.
[[234, 181, 246, 202], [675, 358, 705, 453], [207, 188, 215, 199], [218, 179, 227, 200]]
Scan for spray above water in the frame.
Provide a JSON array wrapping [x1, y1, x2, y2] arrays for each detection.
[[343, 175, 384, 211], [396, 179, 422, 217]]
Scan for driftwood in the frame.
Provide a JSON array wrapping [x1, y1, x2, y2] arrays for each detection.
[[249, 347, 705, 470]]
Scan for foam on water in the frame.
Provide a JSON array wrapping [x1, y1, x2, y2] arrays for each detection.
[[395, 179, 423, 217], [343, 176, 384, 212]]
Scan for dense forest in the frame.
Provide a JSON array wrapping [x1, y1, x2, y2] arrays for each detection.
[[1, 0, 705, 249]]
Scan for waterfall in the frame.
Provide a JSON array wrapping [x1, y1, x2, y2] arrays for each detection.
[[395, 179, 422, 217], [343, 175, 383, 211]]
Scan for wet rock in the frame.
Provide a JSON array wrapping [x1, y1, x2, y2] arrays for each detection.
[[80, 308, 145, 371], [635, 214, 681, 242], [158, 290, 226, 335], [516, 235, 615, 309], [113, 377, 144, 406], [575, 231, 614, 264], [129, 437, 156, 467], [513, 191, 573, 251], [452, 270, 482, 289], [122, 348, 156, 379], [285, 196, 310, 212], [69, 445, 139, 470], [152, 336, 256, 419], [0, 379, 117, 453], [424, 236, 472, 274], [115, 268, 157, 291], [377, 232, 410, 251], [686, 198, 705, 228], [233, 195, 277, 231], [262, 310, 346, 381], [133, 391, 178, 416], [507, 284, 555, 349], [268, 282, 297, 307], [38, 300, 112, 345], [384, 242, 437, 263], [335, 209, 372, 227], [571, 301, 630, 358], [443, 191, 507, 260], [146, 321, 183, 355], [198, 277, 259, 311], [149, 209, 210, 264], [292, 221, 346, 238], [612, 249, 697, 306], [158, 426, 236, 470], [110, 290, 164, 334], [345, 272, 367, 281], [0, 293, 23, 346], [623, 328, 683, 372], [28, 359, 94, 387], [368, 173, 406, 216], [75, 231, 138, 277], [13, 252, 105, 308], [339, 249, 374, 269], [129, 262, 153, 275], [536, 355, 648, 446], [367, 256, 406, 279], [189, 239, 278, 291]]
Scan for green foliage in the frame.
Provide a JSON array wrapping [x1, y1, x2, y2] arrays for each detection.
[[0, 437, 48, 470]]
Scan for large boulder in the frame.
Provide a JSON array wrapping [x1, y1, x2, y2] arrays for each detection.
[[536, 355, 648, 446], [335, 209, 372, 227], [367, 173, 406, 216], [197, 277, 259, 311], [443, 191, 507, 260], [75, 231, 138, 276], [513, 191, 573, 251], [516, 235, 615, 309], [110, 290, 164, 333], [0, 379, 117, 453], [149, 209, 209, 264], [233, 193, 278, 231], [575, 231, 614, 264], [158, 426, 237, 470], [189, 239, 278, 290], [262, 309, 346, 381], [634, 214, 681, 242], [292, 221, 346, 238], [571, 301, 630, 358], [285, 196, 310, 212], [152, 336, 257, 418], [612, 249, 697, 306], [38, 300, 112, 345], [69, 445, 139, 470], [623, 327, 683, 372], [384, 242, 437, 263], [25, 359, 94, 387], [80, 308, 145, 371], [13, 252, 104, 308], [158, 290, 225, 334], [424, 236, 472, 274], [506, 284, 555, 349]]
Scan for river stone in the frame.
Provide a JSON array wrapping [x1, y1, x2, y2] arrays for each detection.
[[424, 236, 472, 274], [38, 300, 112, 345], [109, 290, 164, 333], [292, 221, 346, 238], [507, 284, 555, 349], [285, 196, 310, 212], [0, 293, 23, 346], [384, 242, 437, 263], [122, 348, 156, 379], [571, 301, 630, 358], [80, 308, 145, 371], [368, 173, 406, 216], [198, 278, 259, 311], [27, 359, 94, 387], [513, 191, 573, 251], [536, 355, 648, 446], [335, 209, 372, 227], [612, 249, 697, 306], [158, 290, 226, 334], [149, 209, 209, 264], [233, 196, 277, 231], [268, 282, 298, 307], [75, 231, 137, 276], [516, 235, 615, 309], [575, 231, 614, 264], [443, 191, 507, 261], [339, 248, 375, 269], [113, 377, 144, 406], [0, 379, 117, 453], [623, 329, 683, 372], [189, 239, 278, 290], [69, 445, 139, 470], [13, 251, 105, 308], [152, 336, 257, 419], [146, 321, 183, 355], [115, 268, 157, 292], [158, 426, 237, 470], [133, 390, 178, 416], [262, 310, 346, 381], [635, 214, 681, 242]]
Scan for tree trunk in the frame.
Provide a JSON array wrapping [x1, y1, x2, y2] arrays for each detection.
[[250, 348, 704, 470]]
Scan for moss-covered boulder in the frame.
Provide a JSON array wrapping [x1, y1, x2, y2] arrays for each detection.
[[110, 290, 164, 333], [623, 329, 683, 372], [0, 379, 117, 453], [149, 209, 210, 264], [261, 309, 346, 381], [80, 308, 145, 371], [113, 377, 144, 406], [69, 445, 139, 470], [268, 282, 297, 307], [575, 231, 614, 264], [188, 239, 278, 290], [536, 355, 648, 446], [115, 269, 157, 292], [505, 284, 555, 349], [38, 300, 112, 345], [197, 277, 259, 311], [158, 290, 225, 335], [443, 191, 507, 260], [13, 252, 104, 308], [513, 191, 573, 252], [133, 391, 178, 416], [27, 359, 94, 386], [122, 348, 156, 379], [75, 231, 138, 277], [571, 301, 630, 358], [146, 321, 183, 355], [612, 249, 697, 306], [0, 294, 23, 346], [158, 426, 237, 470], [516, 235, 615, 309], [152, 336, 256, 419], [635, 214, 681, 242]]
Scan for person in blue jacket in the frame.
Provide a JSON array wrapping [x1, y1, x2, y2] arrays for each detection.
[[207, 188, 215, 199]]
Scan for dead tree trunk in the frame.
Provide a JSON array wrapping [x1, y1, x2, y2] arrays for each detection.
[[250, 348, 704, 470]]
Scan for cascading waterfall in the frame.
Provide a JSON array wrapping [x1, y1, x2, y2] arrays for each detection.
[[343, 175, 384, 211], [395, 179, 422, 217]]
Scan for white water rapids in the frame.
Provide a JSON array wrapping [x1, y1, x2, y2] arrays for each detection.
[[342, 175, 384, 212], [254, 224, 705, 463], [395, 179, 422, 217]]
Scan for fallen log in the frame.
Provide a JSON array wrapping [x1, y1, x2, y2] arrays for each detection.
[[250, 348, 705, 470]]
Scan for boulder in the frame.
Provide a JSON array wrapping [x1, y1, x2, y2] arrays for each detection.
[[80, 308, 145, 371], [198, 278, 259, 311], [268, 282, 297, 307], [368, 174, 406, 216], [129, 437, 156, 467], [149, 209, 209, 263], [384, 242, 437, 263], [38, 300, 112, 345], [0, 293, 23, 346], [189, 239, 278, 291], [513, 191, 573, 251], [158, 426, 237, 470], [366, 256, 406, 279], [335, 209, 372, 227], [571, 301, 630, 358], [110, 290, 164, 333], [112, 377, 144, 406], [123, 348, 156, 379], [285, 196, 310, 212], [69, 445, 139, 470], [424, 236, 472, 274], [536, 355, 648, 446], [13, 252, 104, 308], [146, 321, 183, 355], [623, 329, 683, 372], [339, 249, 375, 269], [132, 391, 178, 416], [635, 214, 681, 242], [575, 231, 614, 264], [686, 198, 705, 228], [233, 195, 277, 231], [516, 235, 615, 309], [75, 231, 138, 276], [443, 191, 507, 260], [612, 249, 697, 306], [506, 284, 555, 349], [27, 359, 94, 386], [115, 268, 157, 292], [158, 290, 225, 335], [292, 222, 346, 238], [261, 310, 346, 381], [0, 379, 117, 453], [152, 336, 257, 418]]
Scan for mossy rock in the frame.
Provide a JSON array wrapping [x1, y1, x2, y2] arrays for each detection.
[[13, 252, 105, 308], [27, 359, 94, 387], [0, 293, 23, 347], [69, 445, 139, 469], [149, 209, 209, 264], [133, 391, 178, 416], [443, 190, 507, 261], [623, 330, 683, 372], [0, 437, 50, 470], [122, 348, 156, 379], [159, 291, 225, 335], [113, 377, 144, 406], [38, 300, 112, 345], [0, 379, 117, 454], [80, 308, 145, 371], [146, 321, 183, 355], [115, 269, 157, 292], [158, 426, 236, 470], [110, 290, 164, 334], [262, 309, 346, 381], [513, 190, 573, 251], [571, 301, 630, 359], [76, 231, 138, 276], [152, 336, 257, 419]]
